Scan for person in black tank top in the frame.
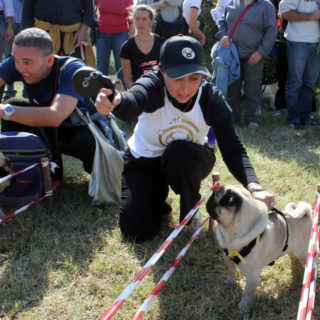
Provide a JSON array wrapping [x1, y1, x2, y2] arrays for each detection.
[[120, 5, 165, 89]]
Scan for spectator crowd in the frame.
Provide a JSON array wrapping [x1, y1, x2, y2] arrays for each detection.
[[1, 0, 319, 129]]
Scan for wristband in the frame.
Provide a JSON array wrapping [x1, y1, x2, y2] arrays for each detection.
[[249, 187, 264, 194]]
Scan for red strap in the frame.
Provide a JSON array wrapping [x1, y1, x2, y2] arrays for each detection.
[[229, 1, 256, 40]]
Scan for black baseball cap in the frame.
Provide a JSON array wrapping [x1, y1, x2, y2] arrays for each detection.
[[159, 35, 210, 79]]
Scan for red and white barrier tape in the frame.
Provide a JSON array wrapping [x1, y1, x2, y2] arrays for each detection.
[[297, 193, 320, 320], [0, 161, 41, 185], [0, 181, 59, 225], [305, 225, 319, 320], [99, 181, 221, 320], [132, 216, 210, 320]]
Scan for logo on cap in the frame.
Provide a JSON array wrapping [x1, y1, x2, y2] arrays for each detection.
[[181, 47, 195, 60]]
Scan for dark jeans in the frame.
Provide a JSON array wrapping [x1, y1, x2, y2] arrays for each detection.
[[119, 140, 215, 242], [1, 98, 95, 179], [274, 40, 287, 110], [227, 57, 264, 124]]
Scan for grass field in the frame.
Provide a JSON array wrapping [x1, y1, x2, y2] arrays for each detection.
[[0, 93, 320, 319]]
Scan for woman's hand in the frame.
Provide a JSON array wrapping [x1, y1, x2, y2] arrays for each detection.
[[220, 36, 230, 48], [247, 183, 275, 211], [251, 190, 275, 211], [95, 88, 121, 115]]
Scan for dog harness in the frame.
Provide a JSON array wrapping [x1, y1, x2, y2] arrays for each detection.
[[223, 208, 289, 265], [223, 231, 265, 264], [271, 207, 289, 252]]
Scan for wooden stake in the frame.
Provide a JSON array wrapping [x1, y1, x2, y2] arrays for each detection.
[[41, 157, 52, 204], [317, 184, 320, 223], [208, 172, 220, 233]]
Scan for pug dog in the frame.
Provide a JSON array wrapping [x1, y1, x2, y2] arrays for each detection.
[[206, 184, 312, 310], [0, 152, 14, 217]]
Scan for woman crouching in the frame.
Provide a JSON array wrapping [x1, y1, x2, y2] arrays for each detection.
[[95, 35, 274, 242]]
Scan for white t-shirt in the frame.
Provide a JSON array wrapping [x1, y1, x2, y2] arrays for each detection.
[[128, 87, 210, 158], [279, 0, 320, 43], [183, 0, 202, 26]]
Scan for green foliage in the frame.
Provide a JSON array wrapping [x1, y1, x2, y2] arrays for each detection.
[[199, 1, 219, 72], [262, 55, 278, 85]]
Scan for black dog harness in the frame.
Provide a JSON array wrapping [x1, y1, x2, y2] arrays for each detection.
[[223, 231, 265, 264], [223, 208, 289, 265], [271, 207, 289, 252]]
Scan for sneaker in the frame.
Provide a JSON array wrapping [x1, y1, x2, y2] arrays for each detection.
[[290, 122, 302, 130], [248, 122, 259, 129], [272, 109, 287, 117], [304, 119, 317, 126]]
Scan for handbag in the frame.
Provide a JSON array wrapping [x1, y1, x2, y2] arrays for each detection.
[[74, 108, 125, 205], [154, 7, 189, 40]]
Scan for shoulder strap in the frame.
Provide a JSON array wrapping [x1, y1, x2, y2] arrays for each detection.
[[55, 57, 82, 92], [229, 0, 257, 40]]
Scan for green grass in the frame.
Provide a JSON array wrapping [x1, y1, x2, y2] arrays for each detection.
[[1, 94, 320, 319]]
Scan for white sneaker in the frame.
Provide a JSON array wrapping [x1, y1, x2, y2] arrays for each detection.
[[272, 109, 287, 117], [248, 122, 259, 129]]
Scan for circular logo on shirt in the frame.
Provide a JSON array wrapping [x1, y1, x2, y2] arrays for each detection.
[[182, 47, 195, 60], [158, 118, 201, 145]]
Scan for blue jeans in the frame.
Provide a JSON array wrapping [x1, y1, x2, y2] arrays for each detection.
[[286, 40, 320, 124], [95, 31, 128, 86], [211, 56, 228, 97]]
